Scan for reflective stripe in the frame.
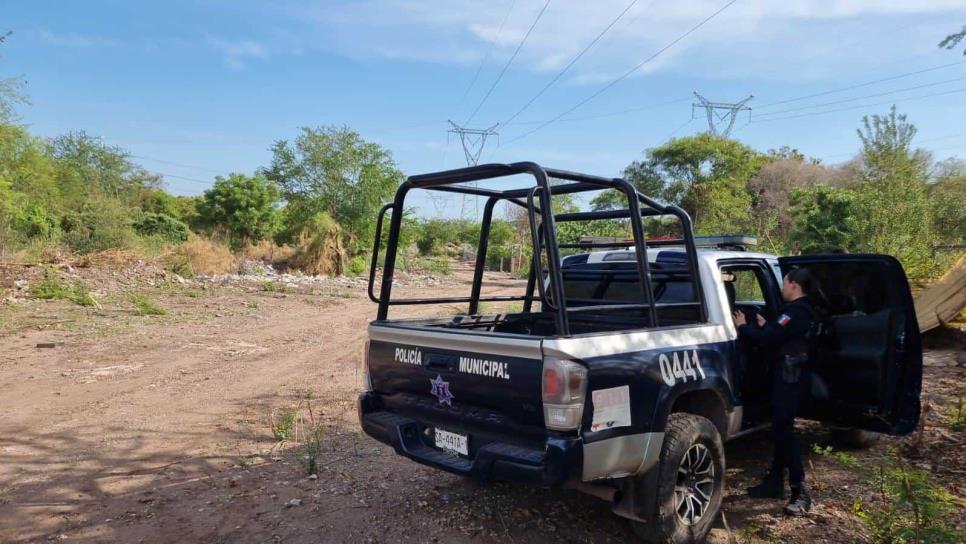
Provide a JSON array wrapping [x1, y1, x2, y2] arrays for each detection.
[[368, 324, 543, 359]]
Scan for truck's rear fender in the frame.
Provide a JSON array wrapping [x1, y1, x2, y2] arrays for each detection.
[[543, 324, 736, 483]]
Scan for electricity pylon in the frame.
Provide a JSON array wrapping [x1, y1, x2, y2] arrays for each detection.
[[692, 92, 753, 137], [447, 121, 499, 220]]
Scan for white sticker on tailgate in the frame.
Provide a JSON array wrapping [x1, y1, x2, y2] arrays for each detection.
[[591, 385, 631, 432]]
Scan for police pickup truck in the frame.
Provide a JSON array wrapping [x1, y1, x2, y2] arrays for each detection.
[[358, 163, 922, 543]]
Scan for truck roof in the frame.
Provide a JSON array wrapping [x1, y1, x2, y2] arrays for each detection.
[[563, 247, 779, 266]]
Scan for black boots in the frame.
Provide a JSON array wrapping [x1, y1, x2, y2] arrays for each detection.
[[783, 485, 812, 516], [746, 473, 786, 499]]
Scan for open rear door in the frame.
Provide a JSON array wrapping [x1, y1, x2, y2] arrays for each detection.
[[779, 254, 922, 435]]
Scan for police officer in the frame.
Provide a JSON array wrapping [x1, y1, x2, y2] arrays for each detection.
[[732, 267, 819, 516]]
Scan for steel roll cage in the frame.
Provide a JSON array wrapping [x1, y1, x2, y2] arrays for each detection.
[[367, 161, 707, 337]]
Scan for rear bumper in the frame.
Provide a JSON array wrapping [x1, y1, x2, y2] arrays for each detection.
[[359, 392, 580, 485]]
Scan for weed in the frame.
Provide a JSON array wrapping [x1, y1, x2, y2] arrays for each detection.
[[261, 280, 278, 292], [813, 443, 861, 469], [949, 397, 966, 432], [297, 398, 325, 475], [820, 445, 964, 543], [130, 293, 167, 316], [270, 409, 296, 441], [29, 268, 98, 307]]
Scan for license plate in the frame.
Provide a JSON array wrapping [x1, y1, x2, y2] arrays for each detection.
[[434, 428, 468, 456]]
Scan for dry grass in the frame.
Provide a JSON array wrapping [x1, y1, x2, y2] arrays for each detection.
[[290, 219, 348, 276], [163, 237, 238, 276], [238, 240, 296, 264]]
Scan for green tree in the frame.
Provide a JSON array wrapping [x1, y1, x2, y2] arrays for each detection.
[[788, 186, 859, 254], [929, 158, 966, 246], [48, 131, 161, 207], [198, 173, 280, 248], [615, 134, 766, 235], [0, 31, 27, 123], [262, 126, 404, 251], [853, 107, 937, 278]]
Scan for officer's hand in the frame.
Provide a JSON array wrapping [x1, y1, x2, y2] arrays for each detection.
[[732, 310, 746, 327], [756, 314, 767, 327]]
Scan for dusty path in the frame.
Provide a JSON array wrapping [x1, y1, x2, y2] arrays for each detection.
[[1, 267, 963, 543]]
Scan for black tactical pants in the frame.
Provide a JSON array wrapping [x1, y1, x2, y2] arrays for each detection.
[[769, 370, 804, 486]]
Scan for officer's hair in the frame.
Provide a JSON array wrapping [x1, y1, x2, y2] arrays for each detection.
[[785, 267, 829, 313], [785, 267, 817, 295]]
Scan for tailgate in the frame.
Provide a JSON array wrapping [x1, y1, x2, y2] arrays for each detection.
[[367, 324, 545, 428]]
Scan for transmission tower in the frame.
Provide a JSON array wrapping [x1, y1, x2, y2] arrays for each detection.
[[691, 92, 753, 137], [448, 120, 499, 220]]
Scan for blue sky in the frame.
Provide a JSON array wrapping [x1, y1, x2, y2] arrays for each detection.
[[4, 0, 966, 216]]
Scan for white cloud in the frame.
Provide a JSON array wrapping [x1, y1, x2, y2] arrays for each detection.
[[282, 0, 966, 82], [36, 29, 116, 48], [206, 36, 269, 69]]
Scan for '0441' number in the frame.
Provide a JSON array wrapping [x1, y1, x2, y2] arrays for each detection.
[[659, 349, 706, 386]]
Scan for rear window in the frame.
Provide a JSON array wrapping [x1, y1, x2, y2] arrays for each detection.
[[561, 263, 696, 305]]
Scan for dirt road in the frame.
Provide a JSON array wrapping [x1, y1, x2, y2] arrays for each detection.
[[1, 267, 963, 543]]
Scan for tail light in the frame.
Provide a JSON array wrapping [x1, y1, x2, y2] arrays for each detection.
[[361, 340, 372, 392], [542, 357, 587, 431]]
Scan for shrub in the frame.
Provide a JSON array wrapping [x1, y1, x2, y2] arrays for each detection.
[[163, 237, 238, 277], [289, 212, 348, 276], [347, 255, 369, 276], [60, 197, 138, 254], [132, 212, 189, 242], [13, 203, 60, 243]]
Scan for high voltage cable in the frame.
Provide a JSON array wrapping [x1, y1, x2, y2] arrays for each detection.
[[501, 0, 642, 127], [501, 0, 739, 147], [132, 154, 224, 175], [464, 0, 552, 125], [754, 75, 966, 119], [504, 96, 691, 126], [755, 59, 966, 110], [751, 86, 966, 123], [457, 0, 518, 108]]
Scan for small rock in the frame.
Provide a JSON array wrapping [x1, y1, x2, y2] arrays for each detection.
[[13, 279, 28, 290], [286, 498, 303, 508], [308, 474, 318, 481]]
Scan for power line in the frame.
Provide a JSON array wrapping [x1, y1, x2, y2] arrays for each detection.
[[501, 0, 739, 147], [157, 172, 215, 186], [501, 0, 641, 127], [457, 0, 518, 108], [751, 86, 966, 124], [755, 59, 966, 110], [504, 96, 691, 126], [464, 0, 552, 125], [132, 154, 225, 175], [754, 75, 966, 119]]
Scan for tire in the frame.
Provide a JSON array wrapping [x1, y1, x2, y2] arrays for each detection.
[[831, 427, 880, 449], [630, 413, 725, 544]]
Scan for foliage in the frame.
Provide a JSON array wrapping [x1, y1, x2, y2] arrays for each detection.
[[928, 160, 966, 246], [938, 25, 966, 55], [815, 446, 963, 544], [950, 398, 966, 433], [132, 212, 190, 242], [60, 196, 139, 254], [198, 173, 280, 249], [613, 134, 767, 235], [789, 185, 860, 254], [852, 107, 938, 278], [130, 293, 167, 316], [263, 126, 403, 253], [29, 269, 95, 306], [289, 211, 349, 276], [270, 409, 297, 441]]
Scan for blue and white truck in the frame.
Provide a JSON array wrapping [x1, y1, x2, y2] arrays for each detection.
[[358, 163, 922, 543]]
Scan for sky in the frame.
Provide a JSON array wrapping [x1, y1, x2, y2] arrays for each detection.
[[3, 0, 966, 217]]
